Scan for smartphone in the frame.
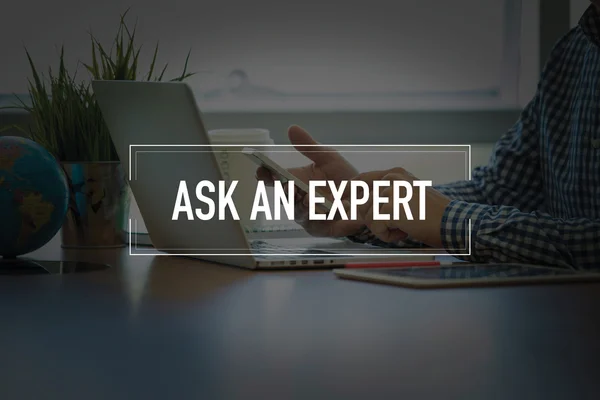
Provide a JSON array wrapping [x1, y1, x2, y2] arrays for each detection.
[[242, 147, 333, 211]]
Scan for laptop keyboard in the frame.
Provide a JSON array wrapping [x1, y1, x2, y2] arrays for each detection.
[[250, 240, 342, 256]]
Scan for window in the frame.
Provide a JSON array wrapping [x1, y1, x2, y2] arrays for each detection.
[[1, 0, 538, 111]]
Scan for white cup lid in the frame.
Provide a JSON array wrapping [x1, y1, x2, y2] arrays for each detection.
[[208, 128, 271, 144]]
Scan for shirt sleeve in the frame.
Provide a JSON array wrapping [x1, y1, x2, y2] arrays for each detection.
[[349, 34, 596, 268], [442, 200, 600, 270], [433, 92, 544, 212], [347, 96, 545, 251]]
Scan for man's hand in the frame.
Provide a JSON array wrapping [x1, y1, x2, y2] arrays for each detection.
[[256, 125, 364, 237], [350, 167, 452, 248]]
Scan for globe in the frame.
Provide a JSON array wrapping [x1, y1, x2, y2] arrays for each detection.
[[0, 136, 69, 258]]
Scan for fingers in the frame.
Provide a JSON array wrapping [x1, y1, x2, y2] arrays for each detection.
[[371, 222, 409, 243], [342, 167, 417, 202], [256, 158, 421, 243], [354, 167, 415, 188], [342, 169, 388, 199], [256, 166, 275, 186], [255, 164, 310, 192], [328, 220, 366, 237], [294, 203, 363, 237], [362, 201, 409, 244], [297, 193, 332, 217], [352, 172, 414, 244], [355, 175, 396, 220], [292, 192, 360, 237], [308, 221, 363, 238], [288, 125, 342, 165], [287, 165, 313, 185]]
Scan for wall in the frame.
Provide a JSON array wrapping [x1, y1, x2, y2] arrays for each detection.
[[0, 0, 539, 112], [0, 111, 30, 137], [201, 110, 520, 146], [571, 0, 592, 26]]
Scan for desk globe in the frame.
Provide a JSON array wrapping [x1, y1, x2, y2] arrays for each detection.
[[0, 136, 69, 258]]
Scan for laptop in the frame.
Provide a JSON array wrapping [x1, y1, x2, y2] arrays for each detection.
[[92, 81, 435, 269]]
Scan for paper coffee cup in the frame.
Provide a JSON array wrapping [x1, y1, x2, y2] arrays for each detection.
[[208, 129, 274, 229]]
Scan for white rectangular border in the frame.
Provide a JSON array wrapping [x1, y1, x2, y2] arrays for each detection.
[[128, 144, 472, 257]]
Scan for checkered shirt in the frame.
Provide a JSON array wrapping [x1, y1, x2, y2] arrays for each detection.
[[350, 5, 600, 270]]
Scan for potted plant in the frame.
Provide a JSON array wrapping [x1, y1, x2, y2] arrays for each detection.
[[5, 11, 193, 248]]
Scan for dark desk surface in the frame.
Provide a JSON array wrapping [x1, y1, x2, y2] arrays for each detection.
[[2, 236, 600, 400]]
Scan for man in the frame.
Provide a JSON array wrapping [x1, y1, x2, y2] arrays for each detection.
[[258, 2, 600, 270]]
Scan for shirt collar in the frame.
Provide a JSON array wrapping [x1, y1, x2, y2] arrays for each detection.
[[579, 4, 600, 46]]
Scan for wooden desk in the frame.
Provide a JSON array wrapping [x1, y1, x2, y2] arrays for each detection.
[[2, 236, 600, 399]]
